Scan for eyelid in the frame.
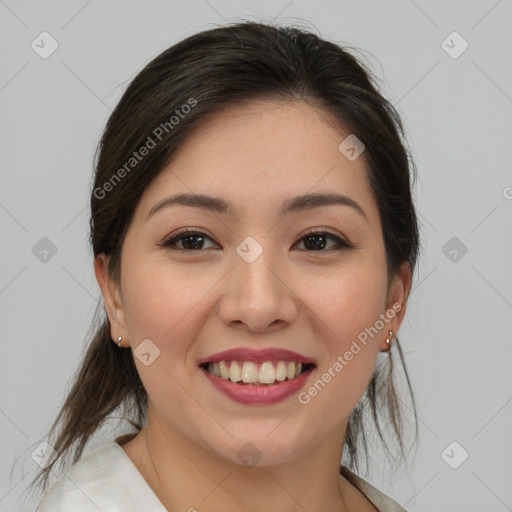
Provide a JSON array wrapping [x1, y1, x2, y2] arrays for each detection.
[[298, 226, 351, 243], [158, 226, 353, 252], [159, 227, 218, 248], [294, 229, 353, 250]]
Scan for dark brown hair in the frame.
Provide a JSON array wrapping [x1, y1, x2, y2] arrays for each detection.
[[25, 19, 420, 500]]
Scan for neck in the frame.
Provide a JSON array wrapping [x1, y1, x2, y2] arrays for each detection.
[[121, 412, 356, 511]]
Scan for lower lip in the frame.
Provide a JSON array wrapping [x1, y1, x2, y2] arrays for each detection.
[[200, 366, 314, 405]]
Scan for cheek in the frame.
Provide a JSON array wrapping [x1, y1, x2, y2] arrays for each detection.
[[120, 259, 211, 412], [121, 257, 213, 356], [307, 259, 388, 342], [122, 266, 170, 339], [297, 263, 387, 417]]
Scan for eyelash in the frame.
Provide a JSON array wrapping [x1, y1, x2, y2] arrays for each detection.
[[157, 227, 353, 253]]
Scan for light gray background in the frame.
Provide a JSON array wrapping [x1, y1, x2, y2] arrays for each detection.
[[1, 1, 511, 511]]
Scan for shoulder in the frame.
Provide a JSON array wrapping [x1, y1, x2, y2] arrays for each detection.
[[340, 466, 408, 512], [34, 442, 127, 512]]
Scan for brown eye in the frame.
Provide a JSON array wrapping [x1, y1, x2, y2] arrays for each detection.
[[295, 231, 352, 252], [159, 229, 219, 251], [158, 229, 353, 253]]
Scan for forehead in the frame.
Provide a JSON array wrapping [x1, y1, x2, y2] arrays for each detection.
[[136, 100, 378, 224]]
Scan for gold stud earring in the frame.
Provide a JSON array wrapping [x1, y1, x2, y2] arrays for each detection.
[[117, 336, 123, 348], [385, 330, 393, 347]]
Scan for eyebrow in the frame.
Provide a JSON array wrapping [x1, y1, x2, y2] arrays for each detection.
[[146, 192, 368, 222]]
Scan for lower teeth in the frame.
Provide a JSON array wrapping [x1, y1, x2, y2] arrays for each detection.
[[235, 379, 289, 386]]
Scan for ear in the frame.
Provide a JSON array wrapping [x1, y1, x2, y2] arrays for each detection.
[[381, 261, 412, 351], [94, 254, 130, 346]]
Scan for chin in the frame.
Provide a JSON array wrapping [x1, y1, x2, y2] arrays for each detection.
[[201, 422, 317, 469]]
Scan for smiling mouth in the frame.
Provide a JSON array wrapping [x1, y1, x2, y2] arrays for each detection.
[[199, 360, 315, 386]]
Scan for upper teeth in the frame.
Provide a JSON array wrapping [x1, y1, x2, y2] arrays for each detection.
[[206, 360, 306, 385]]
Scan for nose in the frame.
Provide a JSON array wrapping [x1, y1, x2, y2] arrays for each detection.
[[217, 246, 299, 333]]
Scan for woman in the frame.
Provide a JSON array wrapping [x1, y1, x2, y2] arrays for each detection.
[[31, 20, 419, 511]]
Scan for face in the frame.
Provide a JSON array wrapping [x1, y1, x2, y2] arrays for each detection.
[[96, 99, 410, 467]]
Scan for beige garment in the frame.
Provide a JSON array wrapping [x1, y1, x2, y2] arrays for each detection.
[[34, 440, 407, 512], [340, 466, 407, 512]]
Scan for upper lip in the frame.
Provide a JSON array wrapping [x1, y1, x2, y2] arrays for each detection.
[[198, 348, 316, 366]]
